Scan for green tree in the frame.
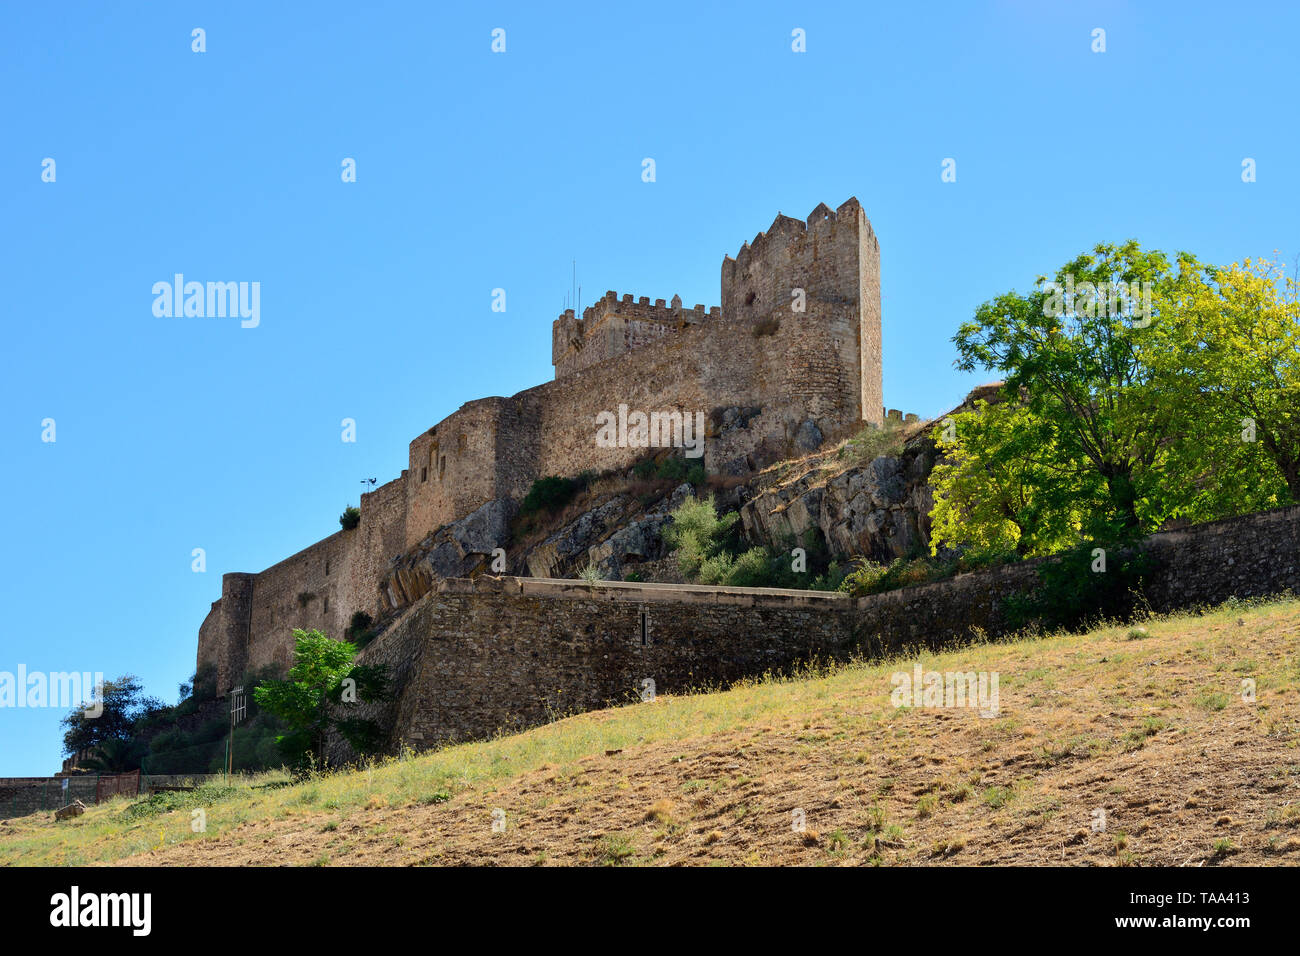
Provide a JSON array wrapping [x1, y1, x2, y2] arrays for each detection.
[[252, 629, 389, 768], [929, 400, 1099, 558], [78, 738, 143, 773], [1144, 256, 1299, 504], [953, 241, 1203, 539], [61, 674, 164, 757]]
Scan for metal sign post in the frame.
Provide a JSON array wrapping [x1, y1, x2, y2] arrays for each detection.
[[227, 686, 246, 781]]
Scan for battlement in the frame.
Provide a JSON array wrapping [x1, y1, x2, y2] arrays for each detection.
[[584, 290, 718, 325], [720, 196, 882, 427], [722, 197, 875, 278], [552, 290, 721, 380]]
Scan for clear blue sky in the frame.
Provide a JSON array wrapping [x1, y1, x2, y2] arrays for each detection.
[[2, 1, 1296, 774]]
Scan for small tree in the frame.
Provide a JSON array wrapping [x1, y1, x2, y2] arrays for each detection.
[[79, 738, 142, 773], [252, 629, 389, 768], [339, 505, 361, 530], [61, 674, 164, 757]]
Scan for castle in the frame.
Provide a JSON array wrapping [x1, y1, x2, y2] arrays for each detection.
[[198, 198, 883, 695]]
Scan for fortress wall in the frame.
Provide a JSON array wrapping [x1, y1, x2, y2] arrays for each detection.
[[243, 532, 356, 680], [337, 504, 1300, 756], [350, 578, 858, 752], [405, 399, 507, 548], [198, 479, 410, 697], [533, 302, 868, 477], [552, 293, 722, 380], [347, 475, 409, 621], [196, 572, 255, 693], [722, 198, 881, 426], [493, 391, 545, 503]]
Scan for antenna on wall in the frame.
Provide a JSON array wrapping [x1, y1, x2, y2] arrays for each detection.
[[563, 260, 581, 316]]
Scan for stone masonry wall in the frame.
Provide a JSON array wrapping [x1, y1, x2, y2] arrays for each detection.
[[552, 293, 721, 380], [337, 505, 1300, 757]]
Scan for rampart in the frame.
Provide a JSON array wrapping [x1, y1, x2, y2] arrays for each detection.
[[336, 505, 1300, 757]]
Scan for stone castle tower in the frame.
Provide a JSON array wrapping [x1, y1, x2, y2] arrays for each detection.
[[198, 198, 883, 693]]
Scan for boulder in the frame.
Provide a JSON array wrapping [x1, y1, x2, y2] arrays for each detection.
[[54, 800, 86, 822]]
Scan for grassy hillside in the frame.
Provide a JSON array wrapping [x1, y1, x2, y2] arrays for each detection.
[[3, 597, 1298, 867]]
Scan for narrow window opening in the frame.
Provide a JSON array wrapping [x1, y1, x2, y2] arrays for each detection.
[[323, 597, 329, 614], [325, 559, 330, 576], [639, 610, 649, 646]]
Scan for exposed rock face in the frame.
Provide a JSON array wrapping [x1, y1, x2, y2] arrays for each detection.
[[736, 385, 1014, 564], [524, 495, 631, 579], [740, 439, 938, 564], [794, 419, 824, 452], [379, 481, 698, 615], [378, 387, 998, 616], [524, 482, 696, 581], [382, 498, 516, 609]]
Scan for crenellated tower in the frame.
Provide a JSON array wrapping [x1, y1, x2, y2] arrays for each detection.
[[721, 197, 882, 427]]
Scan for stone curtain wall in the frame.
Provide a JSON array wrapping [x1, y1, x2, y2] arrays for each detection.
[[198, 475, 409, 693], [551, 293, 722, 380], [1142, 505, 1300, 609], [341, 505, 1300, 757]]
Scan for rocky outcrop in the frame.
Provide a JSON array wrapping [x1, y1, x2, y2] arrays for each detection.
[[379, 386, 1002, 609], [739, 445, 936, 564], [382, 498, 515, 609], [524, 495, 632, 578], [737, 391, 1000, 564]]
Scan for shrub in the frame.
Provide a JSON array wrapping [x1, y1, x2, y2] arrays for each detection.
[[657, 456, 688, 481], [723, 547, 780, 588], [840, 421, 909, 465], [839, 560, 888, 596], [339, 506, 361, 530], [664, 495, 738, 579], [519, 475, 583, 516], [345, 611, 377, 648], [665, 497, 847, 590], [1004, 538, 1152, 631], [810, 561, 847, 592]]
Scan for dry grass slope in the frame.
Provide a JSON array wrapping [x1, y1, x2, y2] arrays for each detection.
[[2, 597, 1298, 867]]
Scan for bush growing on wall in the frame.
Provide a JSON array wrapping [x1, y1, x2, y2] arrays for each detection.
[[519, 475, 584, 516], [345, 611, 377, 648], [339, 505, 361, 530]]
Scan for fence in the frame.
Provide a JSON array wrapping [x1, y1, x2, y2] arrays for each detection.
[[0, 772, 222, 820]]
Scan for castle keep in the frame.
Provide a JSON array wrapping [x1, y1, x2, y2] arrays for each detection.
[[198, 199, 883, 694]]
